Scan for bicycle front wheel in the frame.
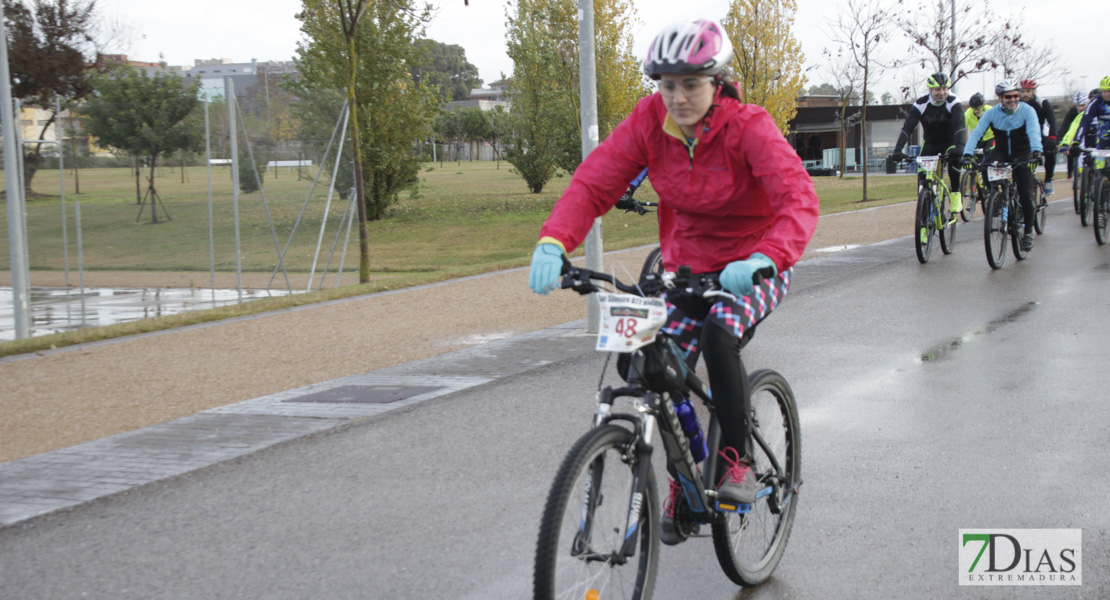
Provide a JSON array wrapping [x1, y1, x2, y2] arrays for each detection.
[[939, 189, 956, 255], [915, 187, 936, 264], [1081, 168, 1094, 227], [534, 424, 659, 600], [1033, 182, 1047, 235], [984, 189, 1007, 270], [1095, 176, 1110, 246], [1073, 170, 1083, 216], [712, 369, 801, 587], [1011, 192, 1029, 261], [959, 170, 977, 221], [639, 247, 664, 284]]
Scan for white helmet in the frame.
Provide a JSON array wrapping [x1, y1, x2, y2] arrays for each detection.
[[643, 19, 733, 80], [1074, 91, 1088, 106], [995, 79, 1020, 96]]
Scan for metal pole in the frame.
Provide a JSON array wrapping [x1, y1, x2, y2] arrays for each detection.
[[204, 97, 215, 304], [57, 95, 69, 289], [75, 200, 85, 327], [949, 0, 956, 80], [226, 77, 242, 302], [578, 0, 602, 333], [0, 4, 30, 339]]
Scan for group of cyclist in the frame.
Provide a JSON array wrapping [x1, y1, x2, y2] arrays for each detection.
[[890, 73, 1110, 253]]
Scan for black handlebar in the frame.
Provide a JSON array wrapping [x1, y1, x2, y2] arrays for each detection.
[[558, 258, 764, 300]]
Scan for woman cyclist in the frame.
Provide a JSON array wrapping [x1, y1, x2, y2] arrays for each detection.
[[528, 18, 818, 544]]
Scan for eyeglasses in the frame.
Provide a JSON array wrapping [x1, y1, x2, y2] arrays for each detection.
[[1002, 94, 1020, 100], [659, 77, 713, 97]]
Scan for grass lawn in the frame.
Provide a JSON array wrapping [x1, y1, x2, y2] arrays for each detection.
[[0, 161, 916, 356]]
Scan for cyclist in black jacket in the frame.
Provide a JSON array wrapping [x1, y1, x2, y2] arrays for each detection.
[[1020, 79, 1058, 194], [891, 72, 967, 214]]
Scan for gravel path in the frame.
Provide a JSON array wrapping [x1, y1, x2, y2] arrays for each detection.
[[2, 201, 917, 463]]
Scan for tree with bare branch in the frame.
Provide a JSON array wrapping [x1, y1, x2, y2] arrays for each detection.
[[821, 46, 864, 177], [828, 0, 898, 201]]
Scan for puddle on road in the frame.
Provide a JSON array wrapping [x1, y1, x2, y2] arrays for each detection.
[[919, 301, 1038, 362], [1, 286, 294, 342]]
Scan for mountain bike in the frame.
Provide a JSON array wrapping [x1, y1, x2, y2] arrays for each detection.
[[912, 154, 957, 264], [982, 159, 1037, 269], [533, 265, 801, 599], [1074, 148, 1098, 227], [959, 148, 986, 221], [1085, 149, 1110, 245]]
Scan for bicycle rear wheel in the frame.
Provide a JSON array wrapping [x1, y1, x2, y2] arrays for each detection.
[[639, 247, 664, 284], [712, 369, 801, 587], [1095, 176, 1110, 246], [914, 188, 936, 264], [534, 424, 659, 600], [1032, 182, 1047, 235], [984, 189, 1007, 270], [959, 169, 977, 221], [939, 189, 956, 255]]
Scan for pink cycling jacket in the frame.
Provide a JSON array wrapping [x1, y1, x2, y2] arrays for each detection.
[[539, 93, 819, 273]]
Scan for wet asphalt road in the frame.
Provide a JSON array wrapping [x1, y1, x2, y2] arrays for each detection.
[[1, 200, 1108, 599]]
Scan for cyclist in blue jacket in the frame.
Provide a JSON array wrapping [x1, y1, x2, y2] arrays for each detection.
[[963, 79, 1044, 252], [1072, 76, 1110, 153]]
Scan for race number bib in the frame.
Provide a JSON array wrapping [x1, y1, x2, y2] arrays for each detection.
[[916, 155, 939, 172], [987, 165, 1012, 182], [596, 293, 668, 352]]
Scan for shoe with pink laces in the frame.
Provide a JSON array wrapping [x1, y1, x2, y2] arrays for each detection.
[[715, 447, 770, 511], [660, 477, 699, 545]]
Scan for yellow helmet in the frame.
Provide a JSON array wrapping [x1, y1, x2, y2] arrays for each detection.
[[1101, 75, 1110, 91]]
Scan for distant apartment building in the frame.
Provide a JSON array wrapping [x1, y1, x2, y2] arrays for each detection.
[[444, 80, 510, 112]]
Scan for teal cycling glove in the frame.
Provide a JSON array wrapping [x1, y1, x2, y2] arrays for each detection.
[[529, 243, 564, 295], [719, 253, 777, 298]]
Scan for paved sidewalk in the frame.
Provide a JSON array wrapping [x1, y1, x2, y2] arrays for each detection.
[[0, 230, 911, 527]]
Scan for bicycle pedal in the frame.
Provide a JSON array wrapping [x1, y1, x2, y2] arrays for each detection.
[[715, 487, 772, 513], [716, 501, 752, 514]]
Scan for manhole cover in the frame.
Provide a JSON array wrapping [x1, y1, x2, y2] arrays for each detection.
[[285, 385, 445, 404]]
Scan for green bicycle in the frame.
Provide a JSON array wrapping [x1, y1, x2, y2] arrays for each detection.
[[912, 154, 957, 264]]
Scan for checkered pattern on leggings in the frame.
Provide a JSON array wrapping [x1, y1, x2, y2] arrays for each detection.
[[660, 268, 792, 359]]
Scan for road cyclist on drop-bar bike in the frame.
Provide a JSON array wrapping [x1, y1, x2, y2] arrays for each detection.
[[528, 16, 818, 597], [890, 72, 967, 224], [963, 78, 1044, 257]]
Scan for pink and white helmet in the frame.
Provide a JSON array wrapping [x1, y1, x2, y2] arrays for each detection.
[[643, 19, 734, 80]]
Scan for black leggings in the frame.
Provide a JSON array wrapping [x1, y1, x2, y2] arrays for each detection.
[[667, 294, 753, 458], [984, 150, 1036, 233]]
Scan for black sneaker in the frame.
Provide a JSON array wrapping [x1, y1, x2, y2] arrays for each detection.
[[660, 477, 699, 545], [1021, 232, 1034, 252]]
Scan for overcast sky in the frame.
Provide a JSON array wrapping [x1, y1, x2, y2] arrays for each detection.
[[95, 0, 1103, 100]]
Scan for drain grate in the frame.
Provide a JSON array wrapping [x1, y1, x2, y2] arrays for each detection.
[[284, 385, 445, 404]]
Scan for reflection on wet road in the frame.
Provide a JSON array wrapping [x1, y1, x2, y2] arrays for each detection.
[[0, 286, 293, 342]]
